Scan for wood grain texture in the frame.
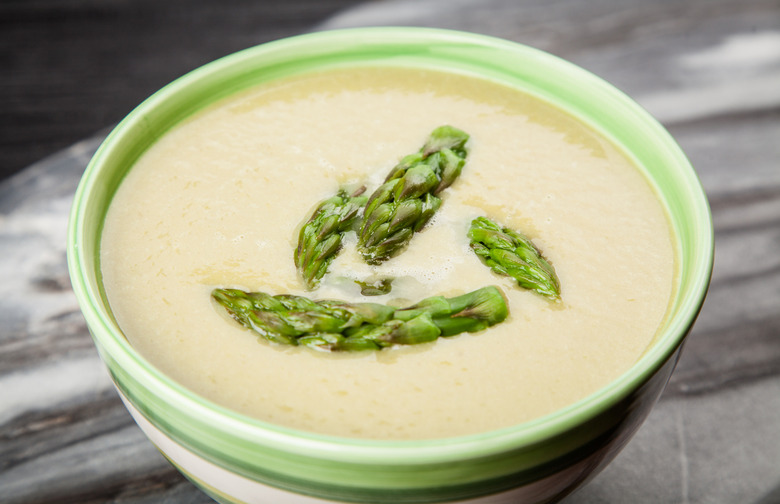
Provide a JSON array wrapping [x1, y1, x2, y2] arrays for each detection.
[[1, 0, 778, 502]]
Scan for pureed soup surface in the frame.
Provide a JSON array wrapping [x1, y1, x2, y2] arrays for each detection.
[[101, 67, 676, 440]]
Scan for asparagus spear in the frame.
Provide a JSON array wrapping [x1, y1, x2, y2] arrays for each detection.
[[468, 217, 561, 300], [357, 126, 469, 264], [355, 278, 393, 296], [211, 285, 508, 351], [294, 187, 367, 290]]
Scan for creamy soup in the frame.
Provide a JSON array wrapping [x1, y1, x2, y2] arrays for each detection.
[[101, 67, 676, 440]]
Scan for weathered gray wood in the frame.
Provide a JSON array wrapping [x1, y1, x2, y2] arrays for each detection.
[[1, 0, 778, 502]]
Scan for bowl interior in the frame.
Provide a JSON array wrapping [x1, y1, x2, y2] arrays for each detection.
[[67, 27, 713, 460]]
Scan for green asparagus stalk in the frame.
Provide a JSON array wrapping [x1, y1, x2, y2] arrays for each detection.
[[355, 278, 393, 296], [294, 187, 367, 290], [357, 126, 469, 264], [468, 217, 561, 300], [211, 285, 508, 351]]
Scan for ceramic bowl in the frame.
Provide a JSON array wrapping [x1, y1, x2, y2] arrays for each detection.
[[67, 27, 713, 503]]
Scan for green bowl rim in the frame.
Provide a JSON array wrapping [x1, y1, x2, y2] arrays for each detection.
[[67, 26, 714, 464]]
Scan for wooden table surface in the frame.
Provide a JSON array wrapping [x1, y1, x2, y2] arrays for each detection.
[[2, 1, 779, 503]]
